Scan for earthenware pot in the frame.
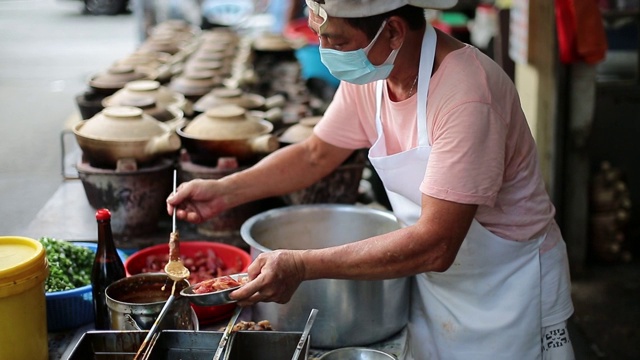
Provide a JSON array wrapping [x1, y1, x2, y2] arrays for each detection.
[[73, 106, 181, 168], [279, 116, 321, 144], [102, 80, 187, 113], [193, 87, 285, 115], [89, 65, 156, 94], [178, 104, 278, 165], [168, 70, 222, 98]]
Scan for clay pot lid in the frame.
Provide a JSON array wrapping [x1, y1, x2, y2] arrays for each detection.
[[117, 51, 172, 67], [279, 116, 322, 143], [183, 104, 271, 140], [89, 65, 152, 90], [184, 59, 225, 74], [200, 29, 238, 43], [118, 95, 157, 108], [169, 71, 220, 96], [139, 37, 183, 55], [102, 80, 186, 109], [192, 50, 228, 62], [193, 87, 264, 113], [75, 106, 168, 141]]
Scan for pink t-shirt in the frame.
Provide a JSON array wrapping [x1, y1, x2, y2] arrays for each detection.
[[315, 45, 559, 248]]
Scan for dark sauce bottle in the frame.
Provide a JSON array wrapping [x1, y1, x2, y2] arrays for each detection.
[[91, 208, 125, 330]]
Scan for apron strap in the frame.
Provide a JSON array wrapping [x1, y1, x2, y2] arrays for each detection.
[[416, 23, 437, 147], [375, 80, 384, 136], [373, 24, 437, 148]]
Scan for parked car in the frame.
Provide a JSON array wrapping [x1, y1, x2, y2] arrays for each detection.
[[83, 0, 129, 15]]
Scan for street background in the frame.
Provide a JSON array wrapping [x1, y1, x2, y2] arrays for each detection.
[[0, 0, 136, 235]]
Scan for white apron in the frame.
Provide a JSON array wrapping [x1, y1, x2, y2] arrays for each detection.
[[368, 24, 545, 360]]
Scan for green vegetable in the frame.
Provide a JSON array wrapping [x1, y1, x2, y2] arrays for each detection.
[[39, 237, 95, 292]]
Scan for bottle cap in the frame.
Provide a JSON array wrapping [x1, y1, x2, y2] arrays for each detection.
[[96, 208, 112, 221]]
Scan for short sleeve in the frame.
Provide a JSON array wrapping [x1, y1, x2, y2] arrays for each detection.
[[421, 101, 507, 207], [314, 82, 378, 149]]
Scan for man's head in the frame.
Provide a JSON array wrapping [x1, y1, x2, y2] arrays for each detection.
[[307, 0, 457, 84], [306, 0, 457, 37], [306, 0, 458, 18]]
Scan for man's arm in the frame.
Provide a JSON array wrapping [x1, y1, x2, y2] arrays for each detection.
[[219, 134, 355, 208]]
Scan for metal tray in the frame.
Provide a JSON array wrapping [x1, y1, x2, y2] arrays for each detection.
[[145, 330, 224, 360], [225, 331, 309, 360], [65, 330, 308, 360], [66, 330, 147, 360]]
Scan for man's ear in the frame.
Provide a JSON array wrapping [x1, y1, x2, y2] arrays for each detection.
[[386, 16, 408, 50]]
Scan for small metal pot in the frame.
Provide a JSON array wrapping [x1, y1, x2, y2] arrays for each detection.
[[240, 204, 410, 348], [105, 273, 198, 331]]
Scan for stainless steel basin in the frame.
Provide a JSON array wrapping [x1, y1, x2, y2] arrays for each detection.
[[240, 204, 410, 348]]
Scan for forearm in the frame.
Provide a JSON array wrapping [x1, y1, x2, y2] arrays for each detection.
[[300, 196, 477, 280], [300, 225, 441, 280], [220, 136, 352, 208]]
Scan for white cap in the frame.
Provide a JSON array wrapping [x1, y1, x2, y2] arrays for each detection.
[[305, 0, 458, 19]]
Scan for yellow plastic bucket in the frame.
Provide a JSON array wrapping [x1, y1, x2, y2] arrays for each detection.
[[0, 236, 49, 360]]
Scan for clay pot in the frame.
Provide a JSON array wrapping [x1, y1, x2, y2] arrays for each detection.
[[102, 80, 187, 113], [279, 116, 321, 144], [182, 59, 228, 78], [138, 36, 185, 55], [252, 33, 295, 52], [193, 87, 285, 114], [73, 106, 181, 168], [200, 28, 239, 44], [115, 52, 173, 83], [89, 65, 156, 94], [103, 96, 184, 127], [168, 70, 222, 98], [178, 104, 278, 165]]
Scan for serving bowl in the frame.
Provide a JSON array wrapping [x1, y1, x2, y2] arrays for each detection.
[[181, 273, 248, 306], [124, 241, 251, 324], [318, 347, 396, 360]]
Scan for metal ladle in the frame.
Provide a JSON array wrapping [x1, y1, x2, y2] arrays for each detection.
[[213, 305, 243, 360], [164, 169, 190, 281], [133, 293, 177, 360], [291, 308, 318, 360]]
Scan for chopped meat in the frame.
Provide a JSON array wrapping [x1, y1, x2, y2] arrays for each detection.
[[139, 249, 244, 284], [192, 276, 243, 294], [227, 320, 274, 332]]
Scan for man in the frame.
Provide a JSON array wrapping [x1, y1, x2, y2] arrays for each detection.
[[167, 1, 575, 358]]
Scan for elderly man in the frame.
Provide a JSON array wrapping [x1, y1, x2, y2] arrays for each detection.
[[168, 1, 575, 358]]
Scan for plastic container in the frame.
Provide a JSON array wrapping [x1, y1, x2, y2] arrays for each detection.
[[0, 236, 49, 360], [45, 242, 128, 332], [124, 241, 251, 325]]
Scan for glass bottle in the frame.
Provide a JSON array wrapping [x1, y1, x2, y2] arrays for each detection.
[[91, 208, 126, 330]]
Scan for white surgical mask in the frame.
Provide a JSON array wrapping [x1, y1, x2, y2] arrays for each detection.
[[319, 20, 401, 85]]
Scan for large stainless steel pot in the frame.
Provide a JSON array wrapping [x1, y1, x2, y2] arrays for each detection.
[[240, 204, 410, 348]]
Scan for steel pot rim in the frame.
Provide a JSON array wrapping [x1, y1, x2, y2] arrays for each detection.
[[240, 204, 399, 253]]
